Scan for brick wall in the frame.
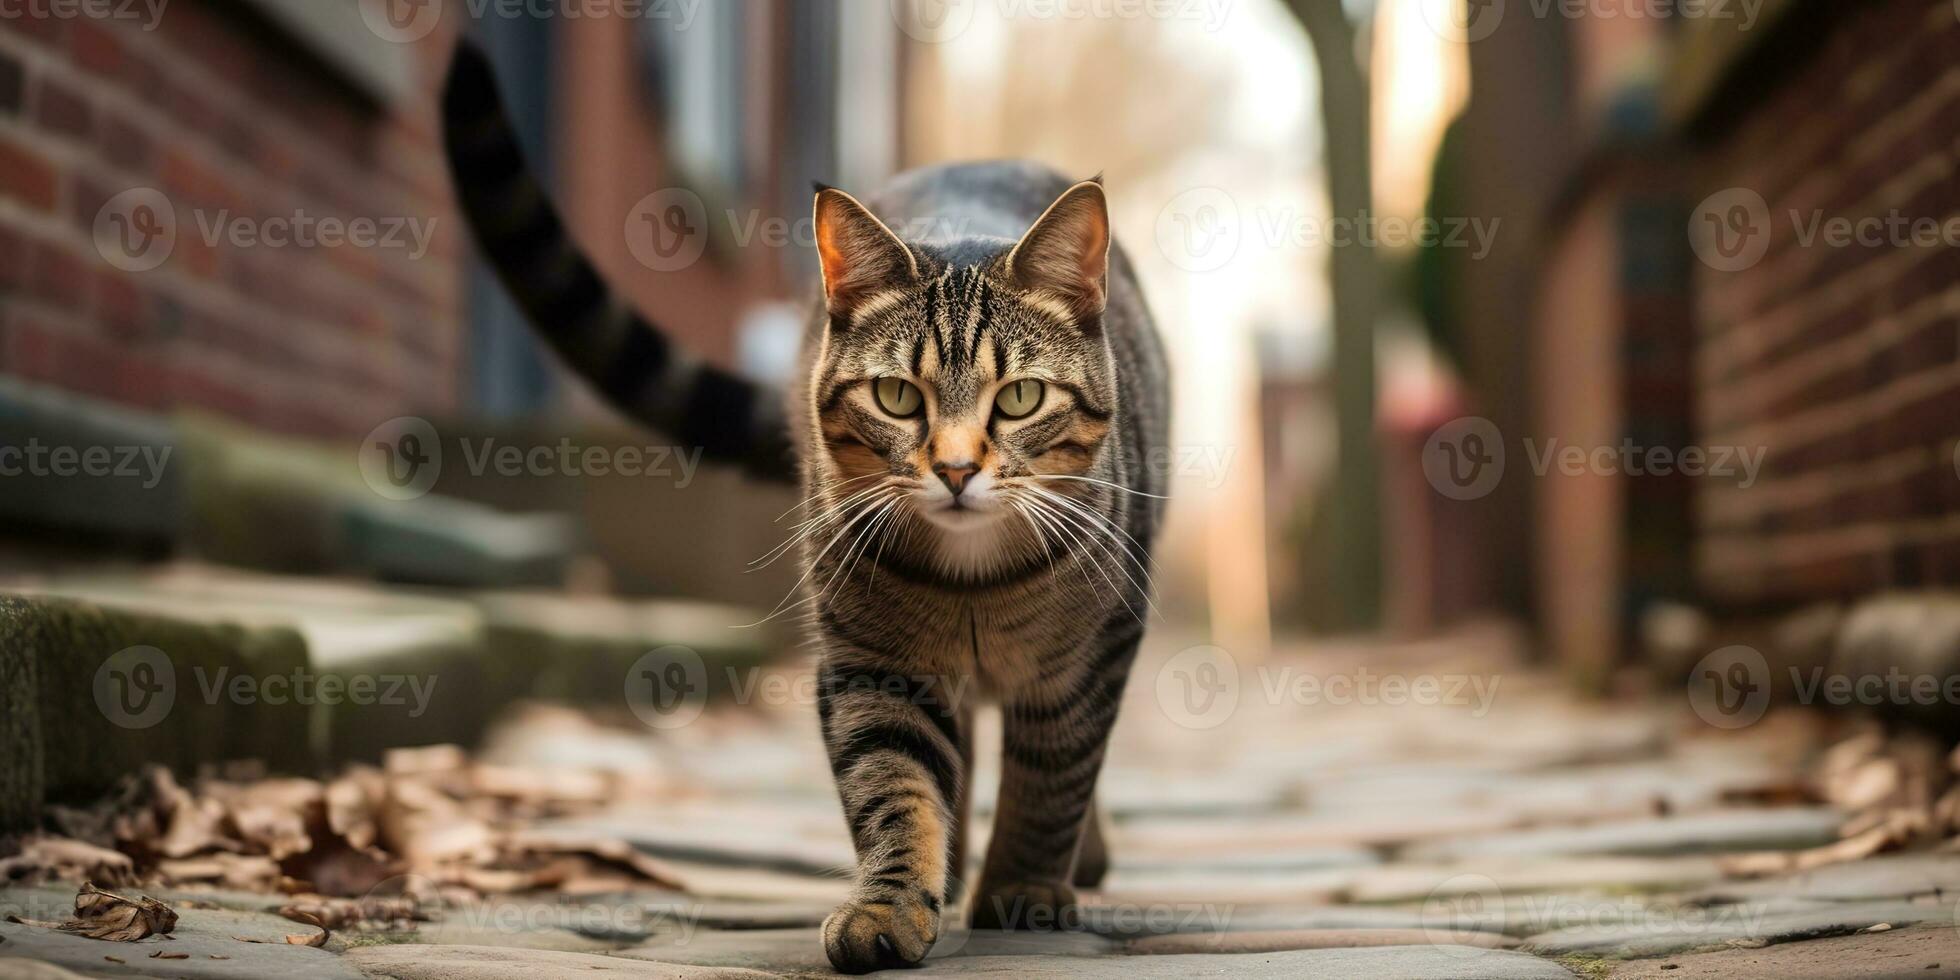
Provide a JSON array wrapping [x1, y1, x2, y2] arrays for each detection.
[[1692, 0, 1960, 608], [0, 0, 463, 439]]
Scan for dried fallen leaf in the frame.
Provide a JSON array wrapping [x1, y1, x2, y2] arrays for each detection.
[[104, 955, 123, 964], [502, 833, 685, 891], [156, 853, 285, 891], [289, 923, 330, 946], [150, 950, 189, 959], [16, 882, 181, 942], [278, 896, 424, 931], [0, 835, 137, 886], [326, 769, 383, 851], [233, 909, 331, 948]]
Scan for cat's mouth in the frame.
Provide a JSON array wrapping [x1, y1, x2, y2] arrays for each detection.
[[917, 492, 1003, 530]]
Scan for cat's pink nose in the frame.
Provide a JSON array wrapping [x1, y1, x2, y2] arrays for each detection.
[[935, 462, 978, 496]]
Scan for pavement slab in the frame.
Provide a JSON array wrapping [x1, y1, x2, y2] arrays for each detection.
[[881, 946, 1579, 978], [1691, 854, 1960, 904], [1522, 899, 1954, 959], [1603, 922, 1960, 978], [1403, 808, 1843, 862], [0, 902, 364, 980], [344, 945, 777, 979], [618, 927, 1117, 973]]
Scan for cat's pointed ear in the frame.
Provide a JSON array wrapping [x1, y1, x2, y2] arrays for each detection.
[[814, 186, 918, 320], [1007, 178, 1110, 323]]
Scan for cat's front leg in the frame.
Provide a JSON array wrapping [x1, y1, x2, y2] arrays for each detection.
[[970, 617, 1141, 931], [817, 650, 969, 974]]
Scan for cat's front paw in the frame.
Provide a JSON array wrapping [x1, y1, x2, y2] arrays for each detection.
[[966, 878, 1078, 931], [822, 896, 939, 974]]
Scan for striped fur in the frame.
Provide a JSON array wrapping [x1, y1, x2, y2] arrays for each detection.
[[441, 43, 793, 481], [440, 47, 1168, 976], [797, 169, 1167, 972]]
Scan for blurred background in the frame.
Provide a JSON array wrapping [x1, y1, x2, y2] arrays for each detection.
[[3, 0, 1960, 946]]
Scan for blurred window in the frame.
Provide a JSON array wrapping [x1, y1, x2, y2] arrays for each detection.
[[639, 0, 749, 204], [467, 16, 558, 419]]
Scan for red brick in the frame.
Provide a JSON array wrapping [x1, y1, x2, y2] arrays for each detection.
[[96, 272, 152, 341], [0, 222, 25, 295], [96, 109, 151, 171], [0, 8, 68, 47], [70, 20, 126, 80], [0, 136, 59, 211], [32, 74, 92, 140], [28, 242, 92, 310]]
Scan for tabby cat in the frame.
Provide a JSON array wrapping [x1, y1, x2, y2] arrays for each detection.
[[443, 43, 1168, 973]]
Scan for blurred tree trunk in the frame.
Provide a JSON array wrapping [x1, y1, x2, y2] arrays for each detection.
[[1286, 0, 1380, 632]]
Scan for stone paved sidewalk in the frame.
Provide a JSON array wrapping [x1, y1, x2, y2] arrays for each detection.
[[6, 629, 1960, 978]]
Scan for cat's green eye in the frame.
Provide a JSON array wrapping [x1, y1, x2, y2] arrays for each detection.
[[994, 379, 1046, 419], [873, 377, 924, 418]]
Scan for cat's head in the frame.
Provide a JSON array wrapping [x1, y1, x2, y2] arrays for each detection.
[[806, 179, 1115, 543]]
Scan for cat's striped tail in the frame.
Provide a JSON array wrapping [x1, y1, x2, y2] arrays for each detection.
[[441, 42, 794, 483]]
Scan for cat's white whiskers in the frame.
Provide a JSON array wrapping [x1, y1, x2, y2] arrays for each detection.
[[752, 483, 897, 570], [823, 494, 905, 598], [773, 471, 887, 523], [1015, 493, 1140, 622], [1019, 489, 1158, 621], [745, 488, 900, 626], [1021, 474, 1169, 499], [1024, 485, 1159, 580]]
